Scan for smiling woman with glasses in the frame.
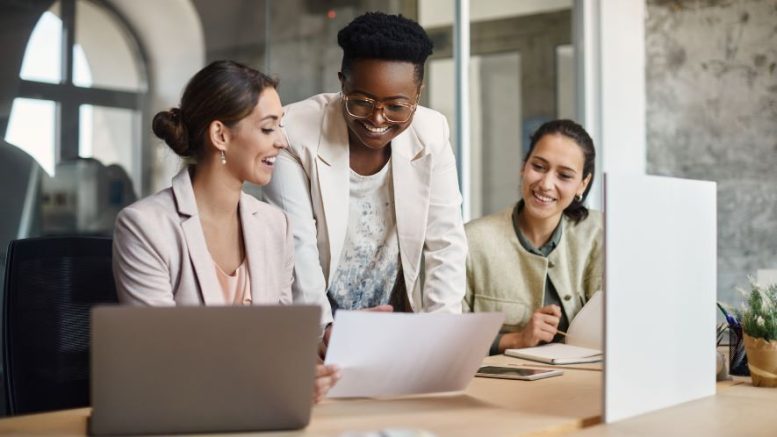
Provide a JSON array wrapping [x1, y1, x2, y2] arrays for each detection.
[[263, 12, 467, 352]]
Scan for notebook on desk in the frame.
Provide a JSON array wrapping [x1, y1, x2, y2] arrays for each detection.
[[505, 343, 602, 365], [505, 291, 603, 365], [90, 305, 320, 436]]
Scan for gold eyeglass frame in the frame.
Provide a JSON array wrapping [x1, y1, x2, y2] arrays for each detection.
[[341, 92, 419, 124]]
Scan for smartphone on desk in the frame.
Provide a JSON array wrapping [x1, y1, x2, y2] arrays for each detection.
[[475, 366, 563, 381]]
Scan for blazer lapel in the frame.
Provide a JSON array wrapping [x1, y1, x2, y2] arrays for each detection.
[[239, 193, 269, 303], [392, 126, 431, 292], [316, 97, 350, 281], [172, 168, 223, 305]]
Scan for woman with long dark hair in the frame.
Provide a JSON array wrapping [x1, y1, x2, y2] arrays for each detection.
[[465, 119, 602, 355]]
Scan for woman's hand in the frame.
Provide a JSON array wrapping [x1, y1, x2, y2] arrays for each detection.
[[499, 305, 561, 352], [364, 304, 393, 313], [314, 363, 341, 403]]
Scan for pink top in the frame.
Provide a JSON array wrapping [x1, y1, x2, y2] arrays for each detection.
[[213, 259, 252, 305]]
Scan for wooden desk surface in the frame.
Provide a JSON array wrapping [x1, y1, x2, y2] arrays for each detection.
[[0, 354, 602, 436], [2, 357, 776, 436], [569, 379, 777, 437]]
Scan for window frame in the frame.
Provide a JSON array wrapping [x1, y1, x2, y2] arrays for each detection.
[[15, 0, 150, 193]]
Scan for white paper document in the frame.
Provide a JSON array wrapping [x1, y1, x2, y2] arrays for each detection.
[[565, 290, 603, 351], [324, 311, 504, 398]]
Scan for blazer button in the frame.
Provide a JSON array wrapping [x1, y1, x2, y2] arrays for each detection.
[[563, 295, 572, 301], [548, 261, 555, 268]]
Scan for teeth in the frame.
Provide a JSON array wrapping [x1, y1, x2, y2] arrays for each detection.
[[262, 156, 276, 165], [361, 122, 389, 134], [533, 191, 555, 202]]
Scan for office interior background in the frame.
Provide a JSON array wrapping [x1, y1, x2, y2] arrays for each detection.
[[0, 0, 774, 348]]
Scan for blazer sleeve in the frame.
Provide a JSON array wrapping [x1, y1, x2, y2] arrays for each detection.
[[463, 249, 476, 313], [112, 207, 176, 306], [263, 148, 334, 326], [280, 211, 295, 305], [420, 115, 468, 313]]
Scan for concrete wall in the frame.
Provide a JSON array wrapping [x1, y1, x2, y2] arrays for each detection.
[[645, 0, 777, 303]]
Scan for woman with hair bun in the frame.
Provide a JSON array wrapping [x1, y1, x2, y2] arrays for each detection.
[[464, 119, 603, 355], [112, 60, 338, 402]]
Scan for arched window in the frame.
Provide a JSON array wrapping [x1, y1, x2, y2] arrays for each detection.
[[5, 0, 148, 195]]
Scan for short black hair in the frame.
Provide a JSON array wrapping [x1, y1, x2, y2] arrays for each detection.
[[337, 12, 433, 83]]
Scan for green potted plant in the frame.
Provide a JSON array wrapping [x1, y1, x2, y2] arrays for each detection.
[[737, 280, 777, 387]]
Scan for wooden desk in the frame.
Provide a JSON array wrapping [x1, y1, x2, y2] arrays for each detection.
[[569, 379, 777, 437], [3, 357, 774, 436], [0, 354, 602, 436]]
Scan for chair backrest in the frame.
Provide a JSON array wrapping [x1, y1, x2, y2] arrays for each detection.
[[2, 236, 118, 415]]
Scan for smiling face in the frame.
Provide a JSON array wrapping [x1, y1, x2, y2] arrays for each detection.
[[339, 59, 420, 152], [520, 133, 592, 225], [224, 87, 286, 186]]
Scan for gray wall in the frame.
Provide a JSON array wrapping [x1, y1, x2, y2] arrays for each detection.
[[191, 0, 413, 105], [645, 0, 777, 304]]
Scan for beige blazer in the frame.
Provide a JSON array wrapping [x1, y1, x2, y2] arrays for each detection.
[[464, 207, 603, 332], [113, 167, 294, 306], [263, 93, 467, 325]]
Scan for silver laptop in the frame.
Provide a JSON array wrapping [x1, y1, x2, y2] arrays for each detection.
[[90, 305, 321, 435]]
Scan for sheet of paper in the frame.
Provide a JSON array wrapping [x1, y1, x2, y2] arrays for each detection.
[[565, 290, 603, 350], [324, 311, 504, 398]]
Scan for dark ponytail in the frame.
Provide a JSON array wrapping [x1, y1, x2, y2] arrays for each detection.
[[524, 119, 596, 223]]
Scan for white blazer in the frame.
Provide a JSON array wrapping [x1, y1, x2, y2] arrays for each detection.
[[263, 93, 467, 325], [113, 167, 294, 306]]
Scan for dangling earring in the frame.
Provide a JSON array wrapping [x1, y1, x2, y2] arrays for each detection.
[[219, 150, 227, 165], [575, 194, 583, 202]]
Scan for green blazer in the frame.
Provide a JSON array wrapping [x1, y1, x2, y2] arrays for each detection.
[[464, 207, 603, 332]]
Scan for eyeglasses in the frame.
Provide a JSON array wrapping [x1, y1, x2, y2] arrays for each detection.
[[342, 94, 418, 124]]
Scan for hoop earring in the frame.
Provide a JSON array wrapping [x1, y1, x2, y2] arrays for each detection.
[[219, 150, 227, 165], [575, 194, 583, 202]]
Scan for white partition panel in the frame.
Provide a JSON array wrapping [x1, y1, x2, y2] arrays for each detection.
[[604, 173, 717, 423]]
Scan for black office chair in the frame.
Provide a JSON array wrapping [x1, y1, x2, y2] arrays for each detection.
[[2, 236, 118, 416]]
